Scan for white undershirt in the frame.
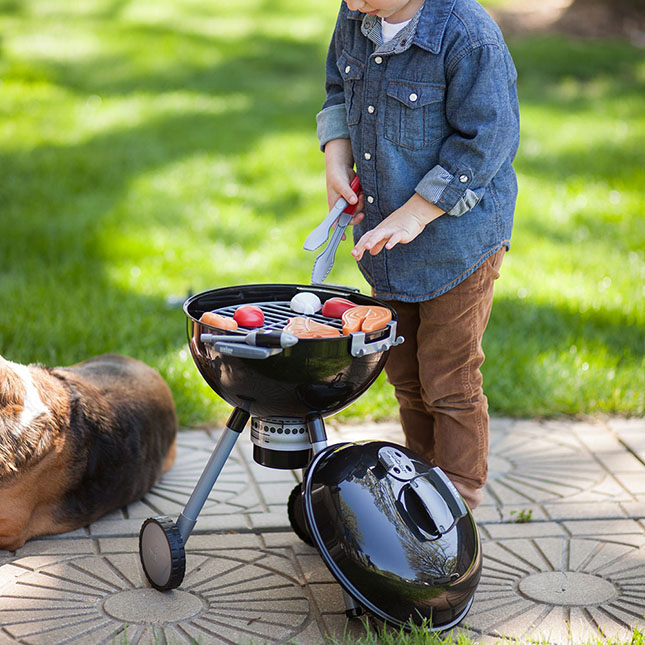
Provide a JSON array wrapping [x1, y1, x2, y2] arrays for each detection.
[[381, 17, 412, 44]]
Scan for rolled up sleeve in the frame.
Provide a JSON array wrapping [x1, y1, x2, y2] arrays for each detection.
[[416, 43, 519, 216], [317, 103, 350, 150]]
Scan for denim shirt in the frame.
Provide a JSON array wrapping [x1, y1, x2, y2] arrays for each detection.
[[317, 0, 520, 302]]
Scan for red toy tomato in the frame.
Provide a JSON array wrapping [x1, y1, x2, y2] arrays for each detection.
[[233, 305, 265, 328], [321, 297, 357, 319]]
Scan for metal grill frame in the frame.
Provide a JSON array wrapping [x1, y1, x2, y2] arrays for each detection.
[[209, 300, 345, 334]]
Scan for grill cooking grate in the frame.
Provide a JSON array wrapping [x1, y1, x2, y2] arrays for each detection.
[[209, 300, 344, 333]]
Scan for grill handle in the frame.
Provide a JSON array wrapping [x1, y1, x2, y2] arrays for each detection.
[[211, 342, 283, 359], [200, 331, 299, 359], [349, 321, 404, 357], [201, 331, 298, 348]]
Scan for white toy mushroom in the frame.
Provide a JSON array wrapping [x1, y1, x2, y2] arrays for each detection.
[[290, 292, 322, 315]]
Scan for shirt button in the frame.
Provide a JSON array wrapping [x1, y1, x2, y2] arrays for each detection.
[[367, 105, 375, 114], [367, 196, 375, 204], [374, 56, 383, 64], [409, 93, 418, 102], [345, 65, 351, 74], [364, 152, 372, 160], [459, 174, 469, 183]]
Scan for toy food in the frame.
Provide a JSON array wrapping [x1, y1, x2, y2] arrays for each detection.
[[341, 306, 392, 335], [290, 292, 322, 315], [321, 297, 356, 319], [361, 307, 393, 332], [233, 305, 265, 328], [284, 317, 341, 339], [200, 311, 239, 330]]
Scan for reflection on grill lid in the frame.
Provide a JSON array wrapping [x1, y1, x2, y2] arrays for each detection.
[[302, 441, 482, 631]]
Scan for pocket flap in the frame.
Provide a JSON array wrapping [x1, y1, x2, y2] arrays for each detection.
[[386, 81, 443, 108], [337, 52, 364, 81]]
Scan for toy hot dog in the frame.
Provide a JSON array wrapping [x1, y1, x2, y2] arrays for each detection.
[[200, 312, 239, 330]]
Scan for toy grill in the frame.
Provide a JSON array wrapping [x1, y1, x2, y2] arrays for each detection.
[[138, 283, 482, 631]]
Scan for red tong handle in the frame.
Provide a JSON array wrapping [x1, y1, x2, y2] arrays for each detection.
[[343, 176, 362, 216]]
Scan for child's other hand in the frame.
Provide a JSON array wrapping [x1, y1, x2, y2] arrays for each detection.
[[352, 193, 444, 261]]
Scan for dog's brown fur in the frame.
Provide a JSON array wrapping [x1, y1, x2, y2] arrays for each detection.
[[0, 354, 177, 551]]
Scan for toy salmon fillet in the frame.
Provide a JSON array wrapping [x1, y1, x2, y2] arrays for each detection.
[[341, 306, 392, 335], [284, 317, 341, 339]]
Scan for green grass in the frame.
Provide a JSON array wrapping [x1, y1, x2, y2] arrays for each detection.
[[327, 618, 645, 645], [328, 618, 473, 645], [0, 0, 643, 426]]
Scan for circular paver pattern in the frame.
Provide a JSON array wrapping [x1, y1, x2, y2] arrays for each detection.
[[464, 536, 645, 642], [134, 432, 250, 517], [518, 571, 618, 606], [0, 551, 311, 644], [102, 588, 207, 624], [486, 426, 605, 503]]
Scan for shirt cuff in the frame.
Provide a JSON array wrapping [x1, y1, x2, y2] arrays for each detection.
[[416, 165, 480, 217], [316, 104, 350, 150]]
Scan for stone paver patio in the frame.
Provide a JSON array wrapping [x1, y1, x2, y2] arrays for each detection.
[[1, 417, 644, 644]]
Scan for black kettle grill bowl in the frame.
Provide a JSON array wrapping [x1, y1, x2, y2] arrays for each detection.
[[184, 283, 398, 419]]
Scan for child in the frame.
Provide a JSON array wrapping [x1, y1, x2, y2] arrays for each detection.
[[317, 0, 519, 509]]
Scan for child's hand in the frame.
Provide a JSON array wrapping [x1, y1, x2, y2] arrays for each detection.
[[324, 139, 365, 235], [352, 193, 444, 261]]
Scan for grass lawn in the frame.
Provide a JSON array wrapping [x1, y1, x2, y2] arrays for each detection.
[[328, 619, 645, 645], [0, 0, 643, 426]]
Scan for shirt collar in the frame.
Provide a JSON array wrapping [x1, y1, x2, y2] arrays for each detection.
[[414, 0, 457, 54], [360, 9, 421, 53], [349, 0, 457, 55]]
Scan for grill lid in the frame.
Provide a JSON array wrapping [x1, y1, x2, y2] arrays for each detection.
[[302, 441, 482, 631]]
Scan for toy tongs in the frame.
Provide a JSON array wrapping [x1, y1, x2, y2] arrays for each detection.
[[304, 176, 361, 284]]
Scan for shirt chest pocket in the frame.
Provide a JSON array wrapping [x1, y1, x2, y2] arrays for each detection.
[[337, 52, 365, 127], [385, 81, 444, 150]]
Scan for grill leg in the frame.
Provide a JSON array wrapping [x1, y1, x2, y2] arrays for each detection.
[[342, 590, 364, 618], [306, 414, 328, 455], [176, 408, 249, 544]]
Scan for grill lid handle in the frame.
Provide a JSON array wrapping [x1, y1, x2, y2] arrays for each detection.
[[378, 446, 467, 539]]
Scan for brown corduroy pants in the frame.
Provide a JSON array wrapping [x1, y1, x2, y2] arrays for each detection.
[[381, 248, 505, 509]]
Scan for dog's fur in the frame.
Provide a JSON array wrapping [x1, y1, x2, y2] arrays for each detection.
[[0, 353, 177, 551]]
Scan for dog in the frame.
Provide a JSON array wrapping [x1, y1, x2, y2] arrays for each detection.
[[0, 353, 177, 551]]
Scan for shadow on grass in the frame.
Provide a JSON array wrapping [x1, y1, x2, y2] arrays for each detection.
[[515, 136, 645, 189], [509, 34, 645, 92], [490, 295, 642, 359], [0, 27, 325, 355], [483, 295, 644, 416], [509, 36, 645, 184]]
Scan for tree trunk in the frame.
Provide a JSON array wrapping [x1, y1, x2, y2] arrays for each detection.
[[556, 0, 645, 37]]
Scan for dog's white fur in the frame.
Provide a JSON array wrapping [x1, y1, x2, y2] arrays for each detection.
[[7, 361, 49, 430]]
